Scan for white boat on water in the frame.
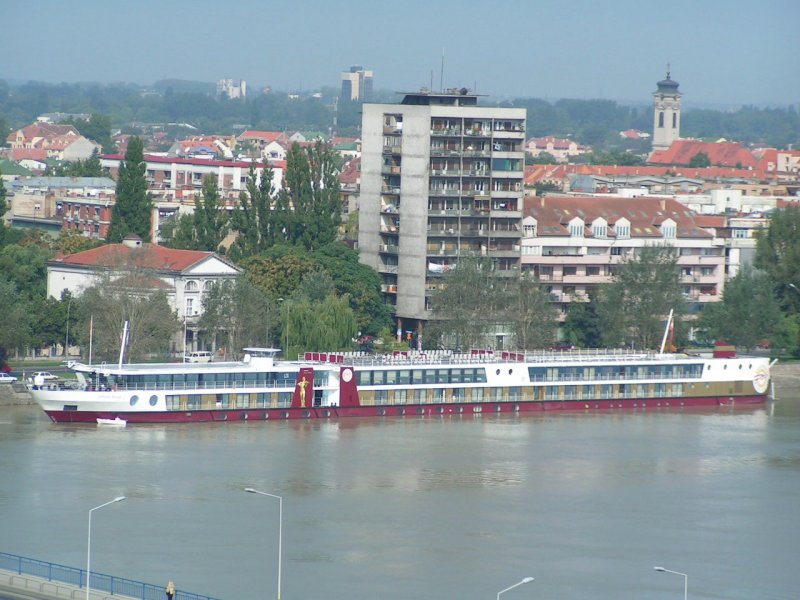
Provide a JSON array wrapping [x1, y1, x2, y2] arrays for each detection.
[[96, 417, 127, 427]]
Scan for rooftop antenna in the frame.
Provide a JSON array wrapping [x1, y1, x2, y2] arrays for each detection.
[[440, 48, 444, 92]]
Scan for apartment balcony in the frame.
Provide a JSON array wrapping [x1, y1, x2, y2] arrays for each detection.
[[491, 170, 524, 179], [487, 229, 522, 238], [487, 248, 520, 258], [462, 149, 491, 157], [429, 188, 461, 197], [430, 148, 462, 157], [490, 209, 522, 219], [379, 243, 399, 254], [383, 126, 403, 135], [381, 165, 402, 175], [463, 128, 492, 138], [381, 186, 401, 195], [381, 284, 398, 294], [431, 128, 462, 137], [379, 264, 399, 274], [427, 227, 461, 237], [380, 204, 399, 214], [430, 169, 463, 177]]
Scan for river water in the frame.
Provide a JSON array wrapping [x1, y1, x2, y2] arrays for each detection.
[[1, 382, 799, 600]]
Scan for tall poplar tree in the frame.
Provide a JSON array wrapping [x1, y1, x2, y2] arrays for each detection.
[[108, 137, 153, 242]]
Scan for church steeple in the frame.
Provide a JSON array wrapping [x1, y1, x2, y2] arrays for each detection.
[[652, 65, 682, 152]]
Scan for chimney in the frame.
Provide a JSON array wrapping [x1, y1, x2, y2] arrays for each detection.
[[122, 234, 143, 249]]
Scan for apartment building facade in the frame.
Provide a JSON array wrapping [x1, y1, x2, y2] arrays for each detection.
[[359, 89, 526, 340], [520, 196, 726, 324]]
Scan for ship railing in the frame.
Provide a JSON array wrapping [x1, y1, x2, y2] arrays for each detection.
[[79, 380, 304, 393], [0, 551, 220, 600]]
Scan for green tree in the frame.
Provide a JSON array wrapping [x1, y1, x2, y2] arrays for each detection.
[[228, 165, 277, 260], [0, 168, 6, 209], [0, 278, 31, 359], [280, 293, 357, 359], [164, 174, 229, 251], [426, 255, 507, 350], [596, 245, 685, 349], [755, 204, 800, 314], [689, 151, 711, 167], [279, 140, 342, 250], [56, 229, 103, 255], [199, 277, 272, 358], [506, 274, 558, 349], [77, 273, 181, 362], [697, 266, 791, 351], [563, 290, 604, 348], [108, 136, 153, 242]]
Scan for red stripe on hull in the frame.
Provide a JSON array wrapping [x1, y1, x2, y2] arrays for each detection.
[[43, 394, 767, 424]]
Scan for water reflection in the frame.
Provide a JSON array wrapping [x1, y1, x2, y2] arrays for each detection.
[[0, 396, 798, 600]]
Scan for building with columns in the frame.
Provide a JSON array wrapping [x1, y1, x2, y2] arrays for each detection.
[[652, 69, 682, 152]]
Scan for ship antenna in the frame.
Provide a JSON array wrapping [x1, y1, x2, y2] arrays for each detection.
[[118, 321, 129, 368], [659, 309, 674, 355]]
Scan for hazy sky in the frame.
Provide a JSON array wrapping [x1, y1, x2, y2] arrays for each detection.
[[5, 0, 799, 106]]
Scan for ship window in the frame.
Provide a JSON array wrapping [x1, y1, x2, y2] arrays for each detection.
[[373, 371, 386, 385], [149, 395, 157, 406], [436, 369, 449, 383], [451, 369, 463, 384], [452, 388, 464, 401], [386, 370, 397, 384], [424, 370, 436, 384], [357, 371, 371, 386], [472, 387, 484, 402], [130, 395, 139, 406], [398, 370, 411, 384], [509, 387, 521, 401], [475, 369, 487, 383]]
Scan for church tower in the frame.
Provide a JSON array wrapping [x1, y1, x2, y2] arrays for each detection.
[[652, 66, 681, 152]]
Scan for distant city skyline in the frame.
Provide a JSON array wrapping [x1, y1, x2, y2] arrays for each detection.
[[5, 0, 799, 106]]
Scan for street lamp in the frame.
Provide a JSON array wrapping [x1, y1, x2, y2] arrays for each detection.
[[65, 296, 73, 358], [497, 576, 534, 600], [245, 487, 283, 600], [87, 496, 126, 600], [654, 566, 688, 600]]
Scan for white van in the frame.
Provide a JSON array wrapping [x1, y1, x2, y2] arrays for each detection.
[[184, 351, 213, 363]]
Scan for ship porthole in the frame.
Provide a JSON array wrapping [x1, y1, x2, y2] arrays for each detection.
[[457, 406, 464, 414], [130, 395, 139, 406], [264, 412, 269, 419], [283, 412, 290, 419], [149, 395, 158, 406], [242, 413, 248, 420], [398, 408, 405, 415], [495, 405, 502, 412], [417, 407, 425, 415], [438, 407, 444, 414], [585, 404, 589, 409], [514, 404, 520, 412], [303, 411, 311, 418], [378, 408, 386, 416]]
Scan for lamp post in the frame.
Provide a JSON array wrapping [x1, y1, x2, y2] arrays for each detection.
[[654, 566, 688, 600], [497, 576, 534, 600], [245, 488, 283, 600], [87, 496, 126, 600], [65, 296, 73, 358]]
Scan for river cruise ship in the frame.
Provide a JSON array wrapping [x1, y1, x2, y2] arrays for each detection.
[[28, 345, 772, 424]]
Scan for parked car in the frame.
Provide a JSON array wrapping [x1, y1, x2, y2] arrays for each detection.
[[0, 373, 17, 383], [32, 371, 58, 381]]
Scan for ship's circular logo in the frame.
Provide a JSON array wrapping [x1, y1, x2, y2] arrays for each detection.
[[342, 368, 353, 383], [753, 366, 769, 394]]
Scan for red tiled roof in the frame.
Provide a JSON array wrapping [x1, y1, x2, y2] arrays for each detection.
[[237, 130, 286, 142], [649, 140, 758, 169], [339, 157, 361, 185], [524, 195, 712, 239], [53, 242, 215, 272], [102, 154, 269, 169], [10, 148, 49, 161], [524, 162, 773, 185]]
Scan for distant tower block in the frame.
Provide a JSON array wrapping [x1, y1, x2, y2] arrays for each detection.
[[652, 65, 681, 152], [341, 66, 373, 101]]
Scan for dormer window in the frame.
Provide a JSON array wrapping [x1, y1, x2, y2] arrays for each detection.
[[592, 218, 608, 239], [569, 217, 584, 238], [661, 219, 676, 239], [615, 219, 630, 239]]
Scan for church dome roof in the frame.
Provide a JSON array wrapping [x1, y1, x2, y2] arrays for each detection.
[[655, 69, 680, 93]]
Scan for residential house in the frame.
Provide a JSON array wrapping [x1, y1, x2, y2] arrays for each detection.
[[46, 235, 241, 353], [7, 122, 101, 161], [521, 195, 726, 330], [525, 136, 586, 162]]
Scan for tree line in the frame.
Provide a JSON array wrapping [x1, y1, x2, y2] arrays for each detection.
[[1, 79, 798, 150]]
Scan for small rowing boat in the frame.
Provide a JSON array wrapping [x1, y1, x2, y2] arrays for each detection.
[[96, 417, 127, 427]]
